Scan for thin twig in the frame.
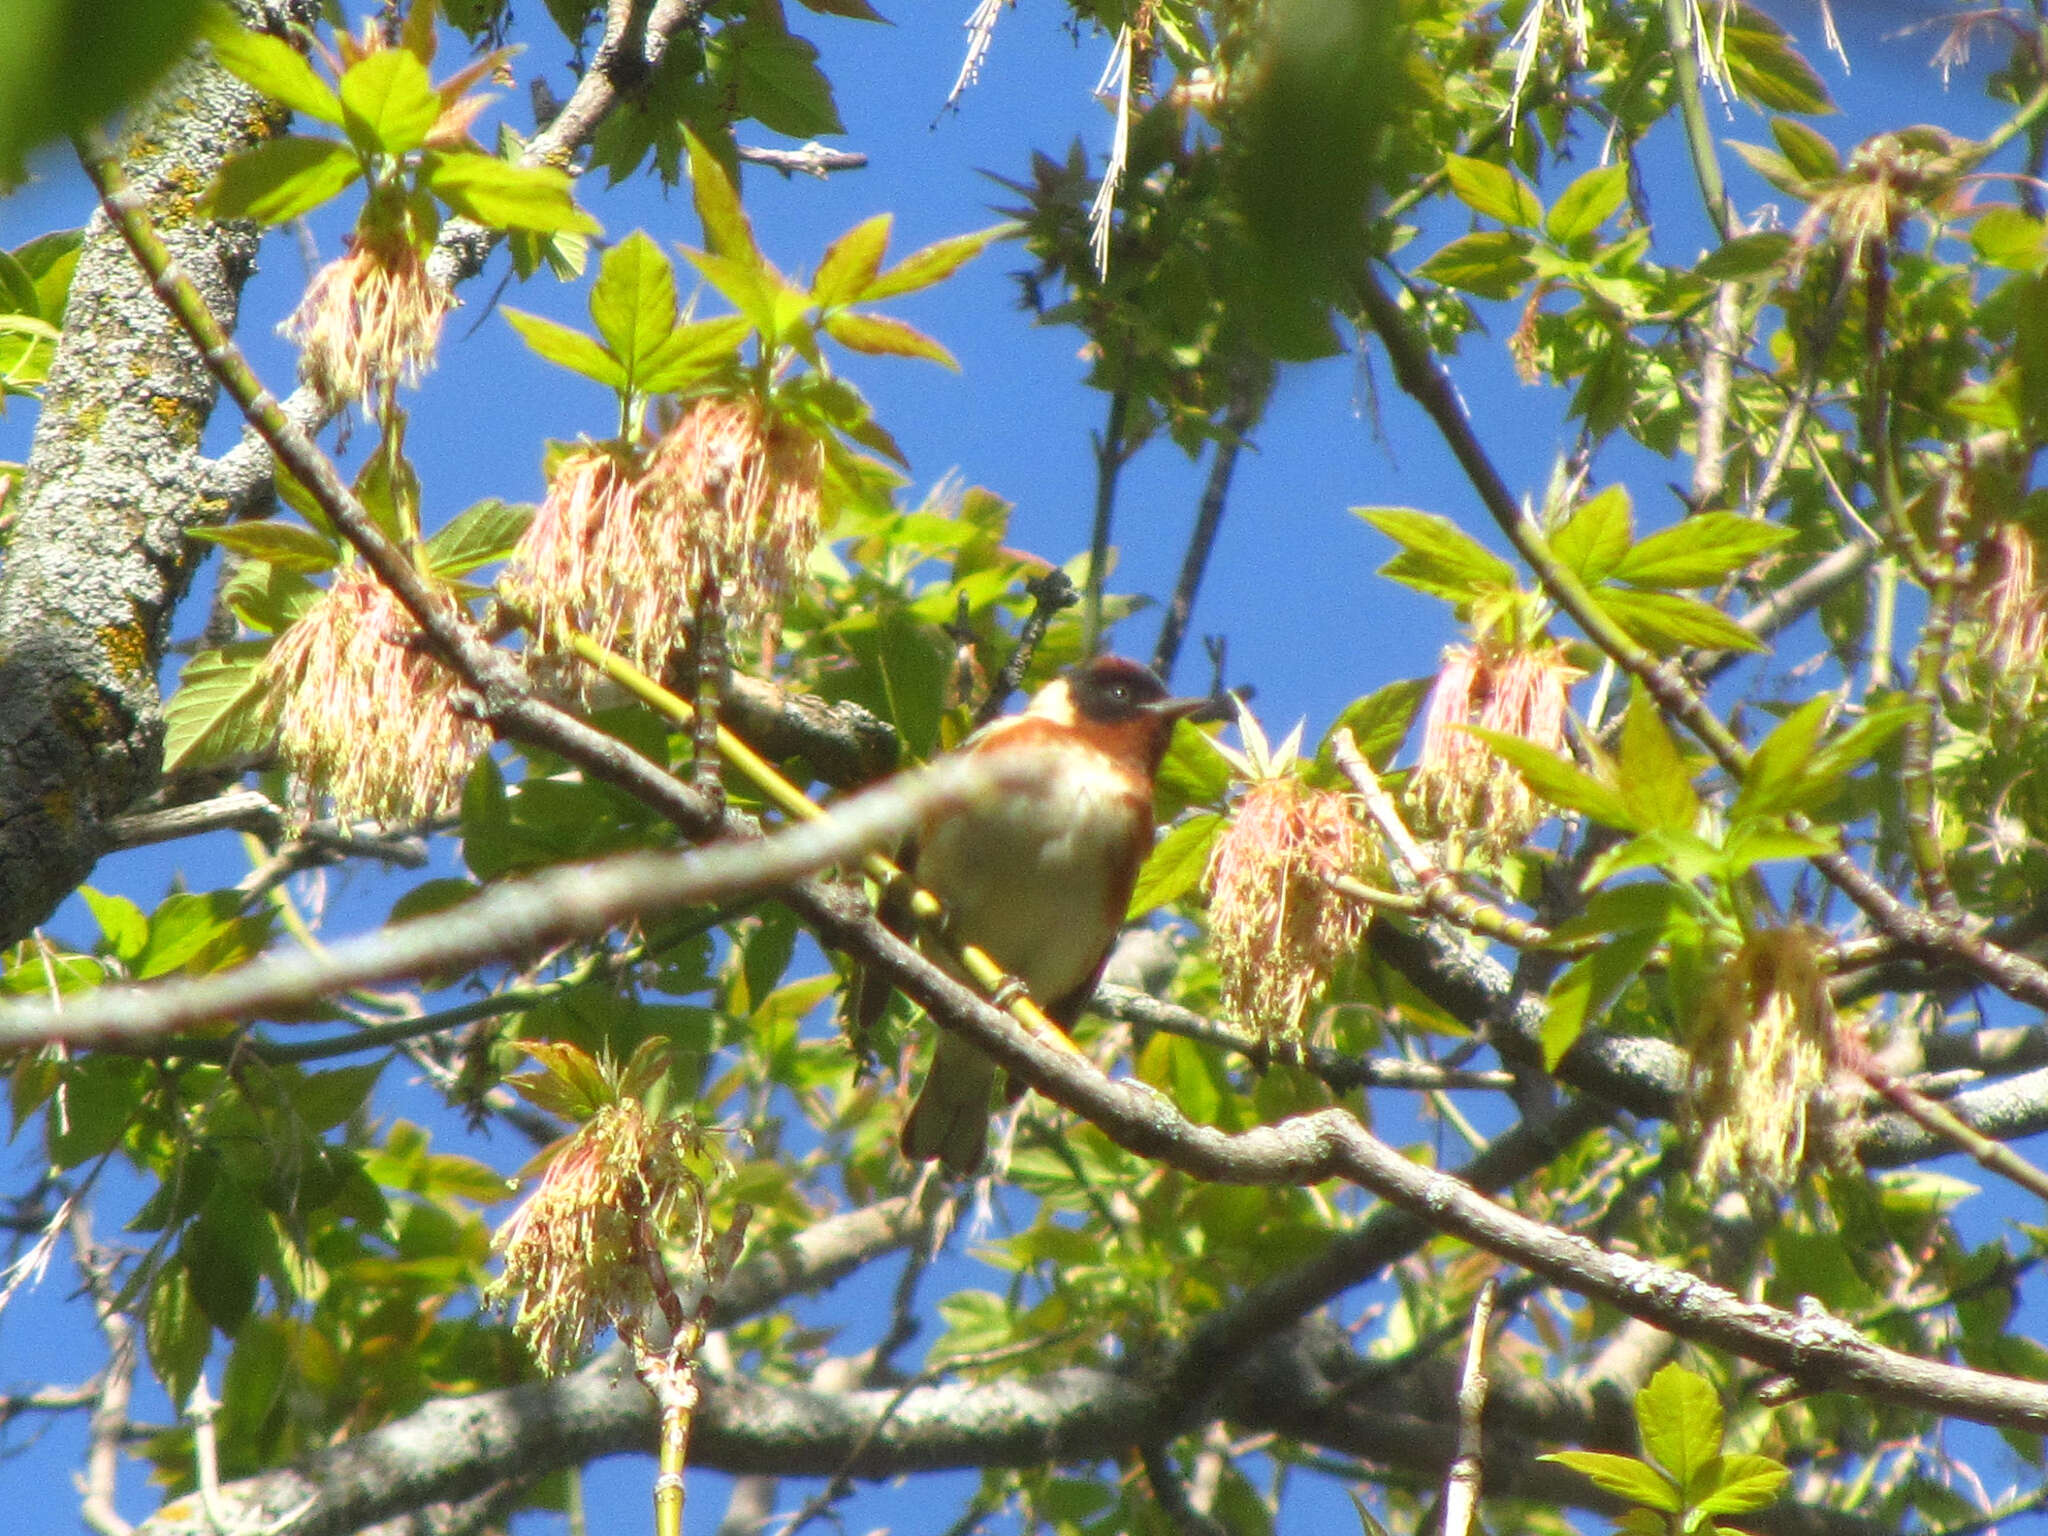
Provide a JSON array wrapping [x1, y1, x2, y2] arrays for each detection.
[[1154, 379, 1266, 683], [1689, 283, 1742, 508], [70, 1208, 135, 1536], [1092, 985, 1516, 1092], [104, 789, 280, 848], [1899, 474, 1966, 922], [1142, 1441, 1230, 1536], [974, 570, 1079, 728], [735, 142, 867, 177], [1083, 390, 1131, 655], [1438, 1277, 1498, 1536], [1328, 730, 1583, 954]]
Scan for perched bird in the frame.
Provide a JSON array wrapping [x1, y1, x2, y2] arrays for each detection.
[[854, 655, 1208, 1174]]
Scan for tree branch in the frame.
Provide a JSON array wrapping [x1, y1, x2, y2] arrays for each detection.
[[0, 4, 309, 947]]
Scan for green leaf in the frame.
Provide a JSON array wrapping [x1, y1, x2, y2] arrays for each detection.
[[82, 887, 149, 963], [679, 246, 782, 338], [1973, 207, 2047, 273], [1612, 513, 1795, 588], [1616, 687, 1698, 835], [686, 129, 759, 262], [1636, 1363, 1724, 1494], [1726, 140, 1809, 199], [1443, 154, 1543, 227], [638, 315, 751, 394], [183, 1188, 262, 1332], [0, 0, 210, 180], [1695, 1453, 1788, 1515], [163, 643, 275, 773], [422, 152, 601, 234], [1357, 507, 1518, 601], [188, 517, 340, 573], [1806, 700, 1915, 787], [1543, 925, 1657, 1069], [145, 1262, 211, 1411], [860, 225, 1003, 301], [1769, 115, 1840, 181], [2014, 273, 2048, 435], [501, 307, 627, 390], [1551, 484, 1633, 584], [811, 213, 892, 308], [138, 891, 267, 979], [208, 134, 362, 223], [424, 498, 533, 577], [722, 20, 844, 137], [1539, 1451, 1681, 1512], [1154, 724, 1234, 820], [1722, 8, 1834, 115], [0, 251, 36, 319], [14, 229, 80, 321], [222, 560, 318, 634], [1581, 826, 1725, 889], [1129, 813, 1224, 918], [1417, 230, 1535, 298], [1594, 587, 1769, 654], [1719, 821, 1833, 873], [1465, 726, 1635, 829], [617, 1036, 674, 1102], [590, 231, 679, 387], [1544, 163, 1627, 244], [337, 45, 441, 156], [1731, 697, 1831, 820], [507, 1040, 613, 1121], [201, 7, 343, 124], [822, 310, 957, 367], [1318, 677, 1430, 770], [288, 1062, 385, 1133], [795, 0, 888, 18], [47, 1057, 146, 1167], [1137, 1032, 1223, 1126], [1694, 231, 1794, 281]]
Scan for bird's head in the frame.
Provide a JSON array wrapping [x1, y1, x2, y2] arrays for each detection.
[[1026, 655, 1211, 775]]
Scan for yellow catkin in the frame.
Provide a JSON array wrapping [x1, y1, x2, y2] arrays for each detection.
[[488, 1100, 713, 1375], [260, 571, 484, 826], [281, 233, 452, 410], [1408, 638, 1581, 855], [1687, 926, 1845, 1190], [1204, 779, 1368, 1040]]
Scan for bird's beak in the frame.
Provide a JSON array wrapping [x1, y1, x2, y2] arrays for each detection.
[[1141, 694, 1217, 723]]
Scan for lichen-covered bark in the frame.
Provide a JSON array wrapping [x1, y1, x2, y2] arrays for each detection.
[[0, 29, 293, 945]]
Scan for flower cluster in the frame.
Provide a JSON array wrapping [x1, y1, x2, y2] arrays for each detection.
[[259, 570, 483, 826], [282, 229, 452, 412], [1200, 705, 1371, 1041], [1969, 522, 2048, 695], [502, 397, 823, 682], [1205, 775, 1370, 1040], [488, 1098, 717, 1375], [1408, 637, 1581, 856], [1686, 925, 1848, 1190]]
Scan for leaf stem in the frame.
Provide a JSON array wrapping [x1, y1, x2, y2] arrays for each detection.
[[1659, 0, 1734, 242]]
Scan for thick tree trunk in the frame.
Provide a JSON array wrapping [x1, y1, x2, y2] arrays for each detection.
[[0, 18, 297, 944]]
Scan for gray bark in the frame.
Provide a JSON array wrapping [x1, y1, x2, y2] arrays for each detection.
[[0, 22, 295, 944]]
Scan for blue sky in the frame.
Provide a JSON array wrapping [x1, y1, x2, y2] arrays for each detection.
[[5, 2, 2047, 1532]]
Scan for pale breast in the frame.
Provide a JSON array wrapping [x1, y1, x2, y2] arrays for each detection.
[[914, 736, 1147, 1006]]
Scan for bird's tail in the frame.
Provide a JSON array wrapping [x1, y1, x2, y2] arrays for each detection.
[[901, 1031, 999, 1176]]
